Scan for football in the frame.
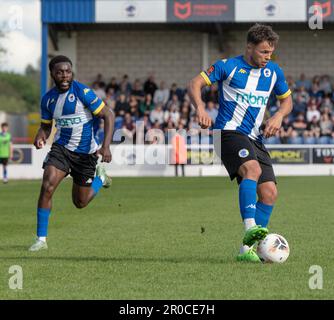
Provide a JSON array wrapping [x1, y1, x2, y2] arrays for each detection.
[[257, 233, 290, 263]]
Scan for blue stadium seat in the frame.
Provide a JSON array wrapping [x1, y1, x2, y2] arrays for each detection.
[[288, 136, 304, 144], [317, 136, 331, 144], [114, 117, 124, 130], [303, 137, 316, 144], [263, 136, 281, 144]]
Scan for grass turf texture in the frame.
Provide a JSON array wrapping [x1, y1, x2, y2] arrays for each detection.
[[0, 177, 333, 299]]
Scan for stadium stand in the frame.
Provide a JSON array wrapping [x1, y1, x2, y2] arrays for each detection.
[[91, 73, 334, 144]]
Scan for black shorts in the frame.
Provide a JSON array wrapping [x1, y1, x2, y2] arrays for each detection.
[[43, 143, 98, 187], [214, 130, 276, 185], [0, 158, 9, 165]]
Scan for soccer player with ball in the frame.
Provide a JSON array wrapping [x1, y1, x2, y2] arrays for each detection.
[[188, 24, 293, 262]]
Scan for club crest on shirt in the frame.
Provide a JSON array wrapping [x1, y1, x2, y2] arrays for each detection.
[[206, 65, 215, 76], [264, 68, 271, 77], [238, 149, 249, 158], [68, 93, 75, 102]]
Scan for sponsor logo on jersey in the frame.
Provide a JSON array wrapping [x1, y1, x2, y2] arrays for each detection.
[[83, 88, 90, 95], [236, 92, 269, 106], [238, 68, 247, 74], [56, 117, 82, 127]]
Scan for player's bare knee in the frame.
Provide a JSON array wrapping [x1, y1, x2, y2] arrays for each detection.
[[41, 182, 56, 198], [260, 185, 278, 204], [73, 198, 88, 209], [239, 161, 262, 180]]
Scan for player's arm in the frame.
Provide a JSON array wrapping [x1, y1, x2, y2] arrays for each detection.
[[96, 106, 115, 163], [34, 123, 52, 149], [187, 74, 212, 129]]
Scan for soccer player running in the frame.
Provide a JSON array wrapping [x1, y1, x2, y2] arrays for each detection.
[[188, 24, 293, 262], [29, 55, 114, 251], [0, 122, 13, 184]]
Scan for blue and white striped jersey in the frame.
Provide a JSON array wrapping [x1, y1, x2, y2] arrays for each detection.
[[201, 55, 291, 141], [40, 80, 105, 154]]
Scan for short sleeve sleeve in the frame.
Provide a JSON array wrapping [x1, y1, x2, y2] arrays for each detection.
[[80, 85, 105, 116], [200, 59, 227, 86], [273, 66, 291, 100]]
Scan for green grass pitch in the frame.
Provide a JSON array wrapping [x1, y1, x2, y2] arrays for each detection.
[[0, 176, 333, 299]]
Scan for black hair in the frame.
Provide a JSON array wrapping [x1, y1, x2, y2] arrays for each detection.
[[49, 55, 72, 72], [247, 23, 279, 46], [1, 122, 8, 128]]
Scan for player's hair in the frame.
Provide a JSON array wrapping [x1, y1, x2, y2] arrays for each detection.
[[247, 23, 279, 46], [1, 122, 8, 128], [49, 55, 72, 72]]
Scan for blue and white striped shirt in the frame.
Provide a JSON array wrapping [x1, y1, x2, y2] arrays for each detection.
[[201, 55, 291, 141], [40, 80, 105, 154]]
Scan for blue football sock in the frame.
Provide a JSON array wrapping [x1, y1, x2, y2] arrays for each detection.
[[91, 176, 103, 195], [3, 167, 7, 179], [37, 208, 51, 237], [239, 179, 257, 220], [255, 201, 273, 228]]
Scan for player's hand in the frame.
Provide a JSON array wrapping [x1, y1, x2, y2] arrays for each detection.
[[33, 137, 46, 149], [97, 145, 112, 163], [197, 108, 212, 129], [263, 112, 284, 138]]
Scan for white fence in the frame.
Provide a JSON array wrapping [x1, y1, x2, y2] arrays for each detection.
[[4, 144, 334, 180]]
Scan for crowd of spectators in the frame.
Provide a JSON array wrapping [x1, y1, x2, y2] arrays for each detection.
[[92, 73, 334, 145]]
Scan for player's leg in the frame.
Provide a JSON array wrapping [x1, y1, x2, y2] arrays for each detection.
[[70, 153, 111, 209], [255, 170, 277, 228], [29, 165, 67, 251], [253, 141, 277, 229], [2, 159, 9, 183]]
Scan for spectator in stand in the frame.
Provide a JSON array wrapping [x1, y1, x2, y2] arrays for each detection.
[[104, 87, 117, 110], [115, 93, 131, 117], [269, 98, 280, 117], [106, 77, 120, 94], [92, 73, 106, 88], [153, 81, 170, 106], [120, 74, 132, 96], [292, 94, 307, 119], [320, 95, 334, 113], [309, 80, 323, 103], [131, 79, 145, 105], [295, 73, 312, 91], [319, 75, 332, 95], [206, 101, 218, 125], [298, 86, 310, 105], [122, 112, 136, 142], [144, 74, 158, 97], [128, 95, 139, 118], [286, 75, 296, 92], [169, 83, 184, 102], [292, 112, 307, 137], [150, 103, 165, 125], [279, 116, 294, 144], [306, 100, 321, 123], [139, 93, 155, 117], [304, 116, 320, 144], [166, 93, 181, 112], [179, 101, 191, 127], [92, 82, 106, 100], [164, 103, 180, 127], [319, 113, 333, 138]]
